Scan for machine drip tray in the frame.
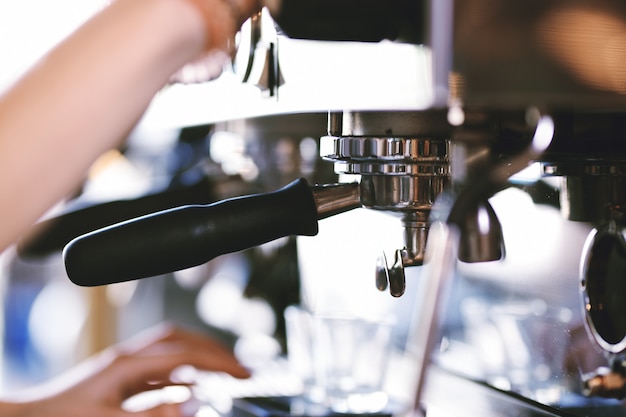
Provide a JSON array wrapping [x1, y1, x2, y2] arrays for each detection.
[[232, 396, 398, 417], [228, 365, 626, 417], [423, 366, 626, 417]]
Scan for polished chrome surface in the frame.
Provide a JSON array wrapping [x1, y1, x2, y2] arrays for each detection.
[[402, 113, 557, 414], [546, 171, 626, 225], [543, 158, 626, 375], [457, 199, 505, 263], [311, 182, 361, 220], [359, 175, 448, 212], [406, 222, 459, 417], [375, 252, 390, 292], [375, 248, 409, 297], [321, 112, 451, 278], [330, 161, 449, 176], [388, 249, 407, 298], [322, 136, 449, 164], [328, 111, 451, 137], [399, 212, 430, 269], [580, 221, 626, 354], [233, 10, 263, 84]]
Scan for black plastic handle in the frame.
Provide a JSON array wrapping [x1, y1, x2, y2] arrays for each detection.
[[63, 178, 319, 286], [17, 178, 216, 258]]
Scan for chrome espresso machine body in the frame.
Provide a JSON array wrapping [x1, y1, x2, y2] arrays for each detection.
[[18, 1, 626, 416]]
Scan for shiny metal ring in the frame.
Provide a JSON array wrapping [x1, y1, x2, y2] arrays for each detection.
[[581, 221, 626, 354], [320, 136, 450, 162]]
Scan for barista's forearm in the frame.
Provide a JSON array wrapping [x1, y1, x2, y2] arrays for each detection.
[[0, 0, 212, 252], [0, 402, 23, 417]]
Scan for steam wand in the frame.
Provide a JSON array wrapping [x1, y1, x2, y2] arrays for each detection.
[[377, 111, 555, 299], [402, 112, 555, 417]]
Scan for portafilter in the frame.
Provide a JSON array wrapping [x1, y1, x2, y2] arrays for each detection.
[[62, 111, 454, 294]]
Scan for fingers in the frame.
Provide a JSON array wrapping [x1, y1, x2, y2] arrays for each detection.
[[206, 0, 237, 53], [110, 349, 248, 396], [63, 324, 250, 405], [130, 400, 200, 417], [171, 0, 265, 84], [27, 326, 246, 416], [102, 325, 249, 399], [185, 0, 264, 53], [225, 0, 264, 27], [119, 325, 242, 369]]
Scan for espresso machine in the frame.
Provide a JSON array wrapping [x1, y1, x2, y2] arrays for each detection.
[[16, 0, 626, 416]]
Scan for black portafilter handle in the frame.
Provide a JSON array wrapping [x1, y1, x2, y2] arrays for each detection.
[[17, 177, 216, 258], [63, 178, 361, 287]]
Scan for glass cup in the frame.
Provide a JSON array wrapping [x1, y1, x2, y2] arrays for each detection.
[[284, 305, 326, 403], [312, 314, 394, 414]]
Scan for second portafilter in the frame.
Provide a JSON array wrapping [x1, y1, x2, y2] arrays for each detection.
[[544, 164, 626, 398]]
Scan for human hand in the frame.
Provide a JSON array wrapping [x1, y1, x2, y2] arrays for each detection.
[[11, 324, 249, 417], [169, 0, 265, 83]]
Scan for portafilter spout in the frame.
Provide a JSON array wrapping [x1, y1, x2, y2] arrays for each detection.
[[63, 179, 361, 287]]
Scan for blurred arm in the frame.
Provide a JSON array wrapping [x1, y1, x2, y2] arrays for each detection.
[[0, 0, 251, 252]]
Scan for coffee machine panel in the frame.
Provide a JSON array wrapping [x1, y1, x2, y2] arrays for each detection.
[[19, 1, 626, 416]]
